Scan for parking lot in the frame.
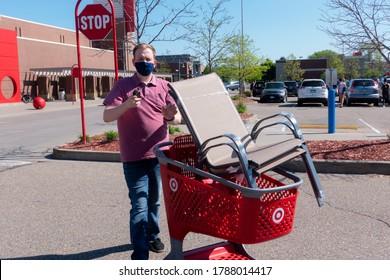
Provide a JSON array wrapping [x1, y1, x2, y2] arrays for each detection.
[[237, 95, 390, 136]]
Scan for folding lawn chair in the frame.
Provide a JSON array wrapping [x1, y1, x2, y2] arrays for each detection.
[[167, 73, 324, 207]]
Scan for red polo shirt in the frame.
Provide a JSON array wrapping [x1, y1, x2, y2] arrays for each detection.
[[103, 74, 175, 162]]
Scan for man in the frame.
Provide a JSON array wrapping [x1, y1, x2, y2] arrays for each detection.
[[250, 80, 256, 97], [103, 43, 181, 260]]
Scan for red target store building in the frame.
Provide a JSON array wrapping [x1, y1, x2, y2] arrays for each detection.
[[0, 14, 142, 104]]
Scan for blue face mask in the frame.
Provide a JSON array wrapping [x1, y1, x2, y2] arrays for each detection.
[[135, 62, 154, 76]]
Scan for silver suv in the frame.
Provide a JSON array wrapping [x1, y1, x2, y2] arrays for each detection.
[[345, 79, 380, 106]]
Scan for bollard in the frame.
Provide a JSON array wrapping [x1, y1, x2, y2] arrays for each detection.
[[328, 89, 335, 133]]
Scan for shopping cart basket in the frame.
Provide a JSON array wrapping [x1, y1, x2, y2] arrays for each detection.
[[154, 135, 303, 260]]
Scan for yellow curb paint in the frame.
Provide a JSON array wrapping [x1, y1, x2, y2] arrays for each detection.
[[300, 124, 358, 130]]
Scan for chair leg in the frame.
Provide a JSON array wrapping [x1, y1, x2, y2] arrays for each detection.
[[231, 242, 255, 260], [164, 238, 184, 260], [301, 144, 325, 207]]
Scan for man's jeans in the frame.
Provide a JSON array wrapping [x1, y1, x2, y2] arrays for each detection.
[[123, 158, 162, 260]]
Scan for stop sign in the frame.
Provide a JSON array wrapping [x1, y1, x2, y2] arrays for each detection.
[[79, 4, 112, 40]]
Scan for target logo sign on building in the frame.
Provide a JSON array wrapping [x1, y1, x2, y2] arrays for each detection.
[[79, 4, 112, 40]]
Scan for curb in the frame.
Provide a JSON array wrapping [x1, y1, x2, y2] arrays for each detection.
[[241, 113, 258, 125], [52, 148, 390, 175], [52, 147, 120, 162], [281, 159, 390, 175]]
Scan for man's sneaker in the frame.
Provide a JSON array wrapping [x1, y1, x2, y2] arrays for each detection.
[[149, 238, 164, 253]]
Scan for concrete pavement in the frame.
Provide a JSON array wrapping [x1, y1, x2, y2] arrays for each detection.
[[0, 98, 104, 118], [0, 160, 389, 260]]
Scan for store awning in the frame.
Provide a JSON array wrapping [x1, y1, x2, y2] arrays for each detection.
[[30, 67, 134, 77]]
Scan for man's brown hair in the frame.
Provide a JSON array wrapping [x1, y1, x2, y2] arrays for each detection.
[[132, 43, 156, 58]]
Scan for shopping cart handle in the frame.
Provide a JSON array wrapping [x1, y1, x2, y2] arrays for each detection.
[[154, 142, 303, 199]]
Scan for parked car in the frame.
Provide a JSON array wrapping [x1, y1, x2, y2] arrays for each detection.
[[226, 81, 240, 91], [345, 78, 380, 106], [252, 81, 265, 97], [259, 81, 287, 103], [297, 79, 328, 106], [284, 81, 298, 96]]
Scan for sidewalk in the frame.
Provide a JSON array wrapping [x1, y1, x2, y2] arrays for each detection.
[[0, 99, 104, 119]]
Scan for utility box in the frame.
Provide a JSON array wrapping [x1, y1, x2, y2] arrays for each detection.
[[326, 68, 338, 88]]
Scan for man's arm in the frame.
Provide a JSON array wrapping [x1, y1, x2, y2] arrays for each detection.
[[103, 96, 140, 122]]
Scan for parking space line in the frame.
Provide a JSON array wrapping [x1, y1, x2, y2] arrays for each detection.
[[0, 160, 32, 167], [357, 118, 382, 134]]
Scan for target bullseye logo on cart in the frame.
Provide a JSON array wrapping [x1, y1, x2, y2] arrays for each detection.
[[272, 207, 285, 224], [169, 178, 179, 192]]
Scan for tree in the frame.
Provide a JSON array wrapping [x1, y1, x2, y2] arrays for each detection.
[[365, 67, 384, 79], [283, 54, 305, 81], [344, 56, 361, 79], [121, 0, 196, 44], [156, 61, 171, 73], [219, 35, 265, 84], [261, 59, 276, 81], [309, 49, 344, 77], [186, 0, 235, 73], [364, 50, 388, 77], [319, 0, 390, 64]]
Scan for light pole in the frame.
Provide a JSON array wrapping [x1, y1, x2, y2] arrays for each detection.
[[239, 0, 244, 94], [178, 59, 181, 81]]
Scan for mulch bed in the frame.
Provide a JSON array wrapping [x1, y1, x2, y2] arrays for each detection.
[[61, 135, 390, 162], [306, 139, 390, 161]]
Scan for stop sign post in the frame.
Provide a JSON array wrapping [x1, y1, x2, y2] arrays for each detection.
[[75, 0, 119, 143], [79, 4, 112, 40]]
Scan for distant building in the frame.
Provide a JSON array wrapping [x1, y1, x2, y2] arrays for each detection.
[[0, 15, 125, 103], [156, 54, 203, 82], [0, 10, 170, 104], [92, 0, 136, 72], [275, 58, 327, 81], [0, 2, 201, 104]]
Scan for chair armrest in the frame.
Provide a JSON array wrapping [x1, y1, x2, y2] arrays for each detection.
[[199, 133, 258, 189], [251, 112, 303, 141]]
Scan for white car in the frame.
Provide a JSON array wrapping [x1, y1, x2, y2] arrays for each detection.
[[297, 79, 328, 106]]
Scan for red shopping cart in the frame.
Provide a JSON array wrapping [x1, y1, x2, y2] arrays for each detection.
[[154, 135, 303, 260]]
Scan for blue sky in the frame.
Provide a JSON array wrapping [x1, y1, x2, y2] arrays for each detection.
[[0, 0, 337, 61]]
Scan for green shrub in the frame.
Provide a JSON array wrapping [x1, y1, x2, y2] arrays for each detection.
[[104, 130, 118, 142], [78, 134, 91, 142], [236, 100, 247, 114], [169, 125, 181, 135], [231, 94, 247, 100]]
